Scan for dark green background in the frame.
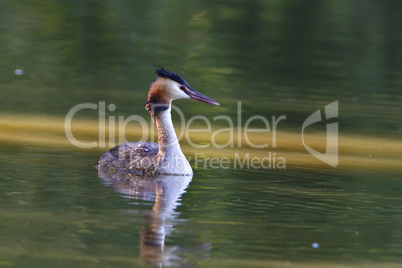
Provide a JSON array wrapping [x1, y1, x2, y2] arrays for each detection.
[[0, 0, 401, 267]]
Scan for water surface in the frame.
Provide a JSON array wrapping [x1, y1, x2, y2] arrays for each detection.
[[0, 0, 401, 267], [0, 145, 401, 267]]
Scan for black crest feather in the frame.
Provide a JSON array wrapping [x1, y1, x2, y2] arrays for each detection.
[[155, 68, 191, 88]]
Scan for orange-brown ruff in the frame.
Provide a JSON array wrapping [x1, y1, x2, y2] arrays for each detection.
[[96, 68, 219, 175]]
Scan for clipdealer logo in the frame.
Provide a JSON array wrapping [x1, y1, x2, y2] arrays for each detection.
[[65, 100, 339, 169], [302, 101, 339, 167]]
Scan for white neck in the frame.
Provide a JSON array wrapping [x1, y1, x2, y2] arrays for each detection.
[[152, 106, 179, 153], [150, 105, 192, 174]]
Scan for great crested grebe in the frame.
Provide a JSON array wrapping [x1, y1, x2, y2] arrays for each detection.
[[96, 68, 219, 175]]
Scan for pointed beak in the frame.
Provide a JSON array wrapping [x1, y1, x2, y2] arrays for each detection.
[[186, 88, 220, 106]]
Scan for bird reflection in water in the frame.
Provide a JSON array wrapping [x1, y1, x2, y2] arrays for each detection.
[[98, 168, 211, 267]]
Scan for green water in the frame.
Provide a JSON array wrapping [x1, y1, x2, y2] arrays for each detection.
[[1, 0, 402, 267], [1, 145, 401, 267]]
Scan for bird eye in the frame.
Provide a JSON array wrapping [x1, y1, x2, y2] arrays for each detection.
[[180, 85, 186, 90]]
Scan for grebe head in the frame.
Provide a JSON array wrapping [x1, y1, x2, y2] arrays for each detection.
[[146, 68, 220, 110]]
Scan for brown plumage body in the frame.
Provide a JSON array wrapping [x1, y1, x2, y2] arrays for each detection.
[[96, 68, 219, 175]]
